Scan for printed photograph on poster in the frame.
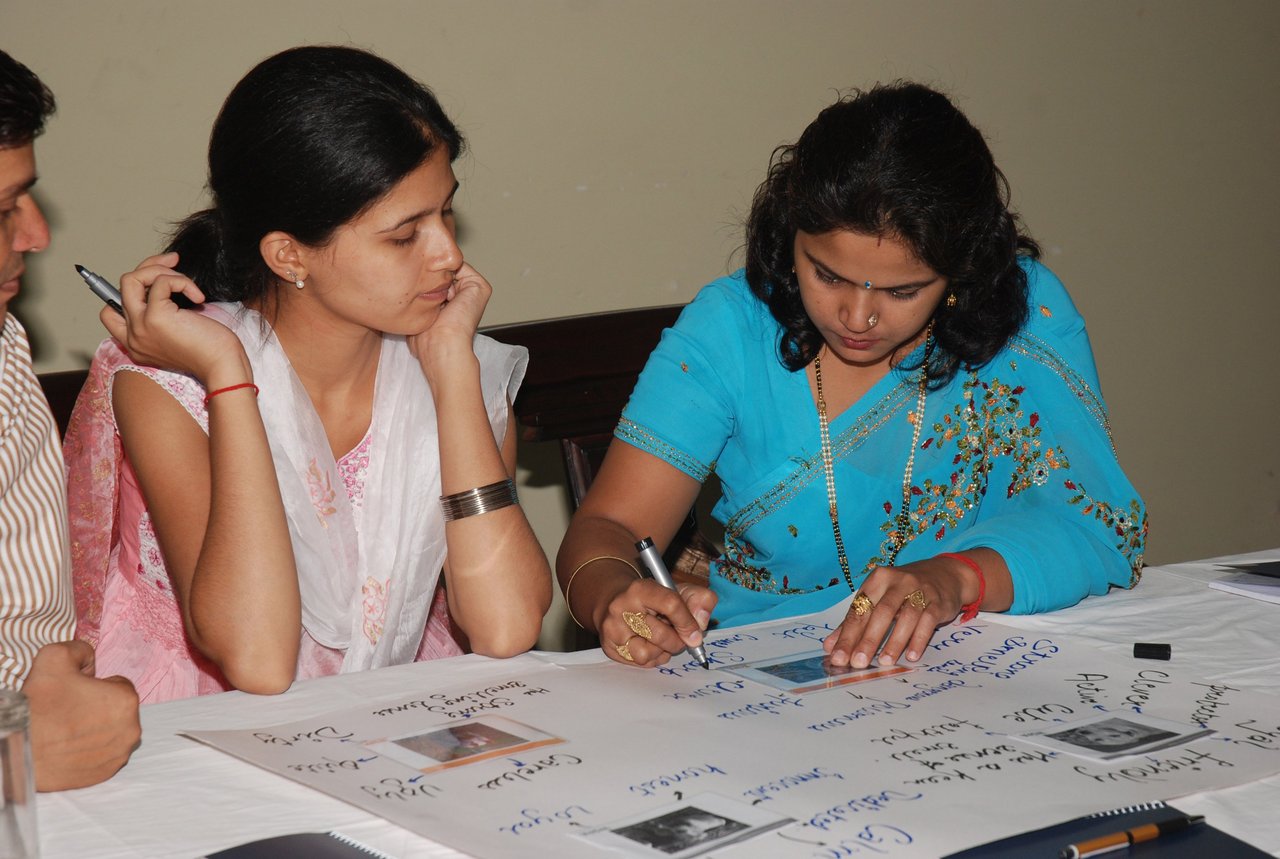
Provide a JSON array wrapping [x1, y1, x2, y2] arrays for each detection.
[[364, 716, 563, 773], [726, 648, 912, 694], [578, 793, 794, 858], [1013, 713, 1213, 760]]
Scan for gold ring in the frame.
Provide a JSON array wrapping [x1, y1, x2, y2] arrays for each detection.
[[904, 589, 928, 609], [613, 636, 638, 662], [622, 611, 654, 641], [852, 593, 874, 617]]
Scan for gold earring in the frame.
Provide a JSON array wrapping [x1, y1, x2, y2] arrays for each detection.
[[946, 293, 957, 307]]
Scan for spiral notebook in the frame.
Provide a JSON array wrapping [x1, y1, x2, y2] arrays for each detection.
[[943, 802, 1270, 858], [205, 831, 394, 858]]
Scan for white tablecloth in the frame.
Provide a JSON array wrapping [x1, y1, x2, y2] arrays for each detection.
[[37, 549, 1280, 858]]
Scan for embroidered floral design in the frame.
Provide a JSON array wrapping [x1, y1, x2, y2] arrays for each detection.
[[128, 513, 187, 651], [362, 576, 390, 645], [714, 533, 836, 595], [337, 433, 372, 530], [711, 381, 916, 598], [1064, 482, 1147, 585], [864, 373, 1144, 580], [711, 368, 1144, 597], [866, 375, 1070, 570], [136, 515, 169, 592], [306, 459, 338, 525]]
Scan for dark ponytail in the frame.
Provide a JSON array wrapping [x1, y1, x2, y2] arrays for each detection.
[[166, 208, 236, 300]]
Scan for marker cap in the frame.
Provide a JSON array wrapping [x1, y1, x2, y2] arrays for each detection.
[[1133, 642, 1171, 660]]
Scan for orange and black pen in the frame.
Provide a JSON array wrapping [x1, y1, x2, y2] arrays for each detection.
[[1059, 814, 1205, 858]]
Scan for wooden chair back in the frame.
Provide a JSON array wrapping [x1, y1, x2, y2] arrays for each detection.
[[485, 304, 685, 508], [486, 305, 717, 649], [36, 368, 89, 439]]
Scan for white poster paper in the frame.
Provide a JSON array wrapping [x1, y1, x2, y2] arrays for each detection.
[[186, 604, 1280, 858]]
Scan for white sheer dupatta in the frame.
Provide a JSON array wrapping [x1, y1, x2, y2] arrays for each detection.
[[206, 304, 525, 672]]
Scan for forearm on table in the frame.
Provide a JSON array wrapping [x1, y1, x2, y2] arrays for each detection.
[[949, 514, 1135, 613], [433, 361, 551, 654]]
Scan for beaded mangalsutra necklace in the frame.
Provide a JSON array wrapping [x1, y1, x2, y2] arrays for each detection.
[[814, 324, 933, 591]]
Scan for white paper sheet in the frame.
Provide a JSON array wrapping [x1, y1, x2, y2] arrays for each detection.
[[185, 603, 1280, 859]]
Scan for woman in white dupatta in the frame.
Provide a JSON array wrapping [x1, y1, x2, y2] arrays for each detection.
[[65, 46, 551, 704]]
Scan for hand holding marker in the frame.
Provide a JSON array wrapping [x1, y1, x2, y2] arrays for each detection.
[[635, 537, 711, 668]]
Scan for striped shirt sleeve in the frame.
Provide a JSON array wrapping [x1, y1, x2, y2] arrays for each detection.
[[0, 316, 77, 689]]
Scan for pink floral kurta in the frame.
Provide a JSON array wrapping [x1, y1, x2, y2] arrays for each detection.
[[65, 340, 463, 704]]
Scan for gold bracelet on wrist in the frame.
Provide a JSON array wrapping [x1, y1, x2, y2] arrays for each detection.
[[563, 555, 642, 629]]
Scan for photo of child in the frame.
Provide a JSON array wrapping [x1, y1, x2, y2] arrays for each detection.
[[1015, 713, 1212, 761]]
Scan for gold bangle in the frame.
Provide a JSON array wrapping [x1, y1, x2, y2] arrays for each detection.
[[563, 555, 642, 629]]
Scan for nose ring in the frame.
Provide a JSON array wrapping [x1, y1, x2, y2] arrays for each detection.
[[867, 313, 878, 328]]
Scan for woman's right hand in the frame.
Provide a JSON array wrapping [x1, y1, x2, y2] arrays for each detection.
[[596, 576, 717, 669], [100, 251, 249, 386], [557, 443, 713, 669]]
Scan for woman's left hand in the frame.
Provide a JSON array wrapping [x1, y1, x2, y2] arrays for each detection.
[[409, 262, 492, 385], [823, 554, 976, 668]]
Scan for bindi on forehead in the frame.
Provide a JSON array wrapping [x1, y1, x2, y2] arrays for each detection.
[[801, 249, 937, 292]]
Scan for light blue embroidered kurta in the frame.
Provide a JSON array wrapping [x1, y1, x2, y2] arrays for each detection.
[[617, 261, 1145, 629]]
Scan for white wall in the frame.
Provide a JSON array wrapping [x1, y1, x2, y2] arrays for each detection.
[[6, 1, 1278, 647]]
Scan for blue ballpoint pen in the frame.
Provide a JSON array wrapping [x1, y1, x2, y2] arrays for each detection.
[[635, 537, 711, 669]]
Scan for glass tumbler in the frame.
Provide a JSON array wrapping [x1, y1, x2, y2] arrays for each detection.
[[0, 690, 36, 859]]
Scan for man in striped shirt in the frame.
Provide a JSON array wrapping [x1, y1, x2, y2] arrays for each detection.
[[1, 50, 139, 790]]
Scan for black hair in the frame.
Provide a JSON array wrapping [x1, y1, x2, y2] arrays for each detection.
[[168, 45, 465, 303], [744, 81, 1039, 382], [0, 50, 56, 148]]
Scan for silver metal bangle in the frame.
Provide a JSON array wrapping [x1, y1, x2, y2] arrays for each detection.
[[440, 478, 519, 522]]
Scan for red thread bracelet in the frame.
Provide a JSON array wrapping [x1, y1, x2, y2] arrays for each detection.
[[204, 382, 259, 407], [940, 552, 985, 622]]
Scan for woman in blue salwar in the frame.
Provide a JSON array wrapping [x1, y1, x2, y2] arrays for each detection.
[[557, 82, 1146, 670]]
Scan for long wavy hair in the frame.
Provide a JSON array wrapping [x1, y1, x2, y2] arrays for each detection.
[[745, 82, 1039, 382], [168, 46, 465, 305]]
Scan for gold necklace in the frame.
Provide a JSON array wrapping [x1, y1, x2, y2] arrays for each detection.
[[814, 327, 932, 591]]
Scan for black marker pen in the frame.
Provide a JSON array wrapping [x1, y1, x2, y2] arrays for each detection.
[[75, 264, 123, 315]]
